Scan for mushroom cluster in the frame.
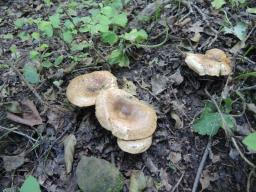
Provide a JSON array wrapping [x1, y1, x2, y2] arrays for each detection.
[[66, 71, 157, 154]]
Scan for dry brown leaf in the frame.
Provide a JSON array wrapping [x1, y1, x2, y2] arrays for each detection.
[[122, 78, 137, 96], [200, 169, 219, 191], [6, 100, 42, 127], [63, 134, 77, 174]]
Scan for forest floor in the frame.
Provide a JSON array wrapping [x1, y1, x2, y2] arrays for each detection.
[[0, 0, 256, 192]]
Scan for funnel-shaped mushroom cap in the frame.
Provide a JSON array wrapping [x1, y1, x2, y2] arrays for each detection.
[[185, 48, 232, 76], [117, 136, 152, 154], [95, 88, 157, 140], [66, 71, 118, 107]]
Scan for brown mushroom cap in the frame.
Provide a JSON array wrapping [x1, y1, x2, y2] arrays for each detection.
[[95, 88, 157, 140], [66, 71, 118, 107], [185, 48, 232, 76], [117, 136, 152, 154]]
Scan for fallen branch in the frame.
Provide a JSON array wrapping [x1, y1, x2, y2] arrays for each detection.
[[192, 139, 211, 192]]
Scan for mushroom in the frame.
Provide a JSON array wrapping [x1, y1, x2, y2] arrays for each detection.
[[66, 71, 118, 107], [117, 136, 152, 154], [95, 88, 157, 140], [185, 48, 232, 76]]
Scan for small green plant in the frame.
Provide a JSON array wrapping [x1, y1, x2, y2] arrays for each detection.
[[192, 101, 236, 137], [20, 175, 41, 192], [13, 0, 149, 81], [211, 0, 246, 9]]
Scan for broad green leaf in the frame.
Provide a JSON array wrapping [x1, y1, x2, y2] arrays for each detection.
[[29, 50, 40, 60], [223, 22, 248, 41], [123, 29, 148, 43], [71, 43, 91, 52], [31, 32, 40, 40], [90, 24, 109, 34], [63, 30, 73, 43], [49, 14, 60, 28], [246, 7, 256, 14], [14, 18, 26, 28], [54, 55, 64, 66], [43, 0, 52, 6], [111, 13, 127, 27], [211, 0, 226, 9], [20, 176, 41, 192], [101, 6, 115, 17], [23, 64, 40, 84], [94, 14, 112, 26], [38, 21, 53, 37], [108, 49, 130, 67], [42, 60, 53, 68], [101, 31, 118, 45], [193, 112, 235, 137], [64, 20, 75, 29], [18, 32, 31, 41], [242, 132, 256, 151]]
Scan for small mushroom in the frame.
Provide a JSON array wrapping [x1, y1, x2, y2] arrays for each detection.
[[117, 137, 152, 154], [95, 88, 157, 140], [185, 48, 232, 76], [66, 71, 118, 107]]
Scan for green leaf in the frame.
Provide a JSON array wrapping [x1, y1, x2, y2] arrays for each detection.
[[31, 32, 40, 40], [123, 29, 148, 43], [246, 7, 256, 14], [1, 33, 14, 39], [63, 30, 73, 43], [14, 18, 26, 28], [49, 14, 60, 28], [101, 6, 115, 17], [18, 32, 31, 41], [193, 112, 235, 137], [38, 21, 53, 37], [29, 50, 40, 60], [23, 64, 40, 84], [20, 176, 41, 192], [235, 71, 256, 79], [101, 31, 118, 45], [42, 60, 53, 68], [223, 22, 248, 41], [54, 55, 64, 66], [242, 132, 256, 151], [111, 13, 127, 27], [108, 49, 130, 67], [71, 43, 91, 52], [211, 0, 226, 9], [43, 0, 52, 6]]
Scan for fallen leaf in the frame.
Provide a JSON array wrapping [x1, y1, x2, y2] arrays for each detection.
[[169, 152, 182, 164], [200, 169, 219, 191], [151, 75, 168, 95], [76, 156, 124, 192], [6, 100, 42, 127], [63, 134, 77, 174], [129, 170, 153, 192], [159, 169, 172, 191], [169, 69, 184, 85], [1, 152, 25, 172], [187, 21, 204, 34]]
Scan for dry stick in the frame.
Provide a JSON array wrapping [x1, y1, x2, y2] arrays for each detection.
[[171, 172, 185, 192], [0, 125, 37, 142], [192, 139, 211, 192], [9, 61, 45, 105]]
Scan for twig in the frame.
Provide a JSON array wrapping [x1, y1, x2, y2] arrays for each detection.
[[247, 168, 255, 192], [231, 137, 256, 168], [0, 125, 37, 142], [192, 139, 211, 192], [171, 172, 184, 192]]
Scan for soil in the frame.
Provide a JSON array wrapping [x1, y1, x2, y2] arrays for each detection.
[[0, 0, 256, 192]]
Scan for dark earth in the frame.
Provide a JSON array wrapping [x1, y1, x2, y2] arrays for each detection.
[[0, 0, 256, 192]]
